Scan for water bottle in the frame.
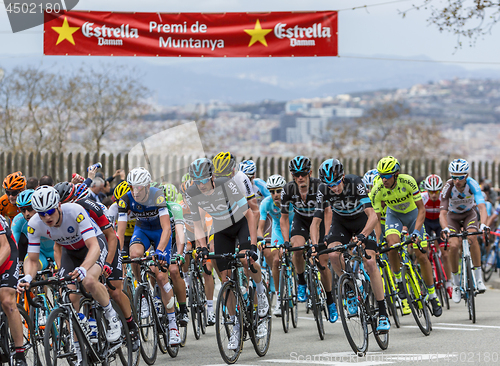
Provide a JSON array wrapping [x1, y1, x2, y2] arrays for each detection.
[[77, 313, 91, 337], [39, 309, 46, 326], [87, 162, 102, 172], [88, 317, 98, 344]]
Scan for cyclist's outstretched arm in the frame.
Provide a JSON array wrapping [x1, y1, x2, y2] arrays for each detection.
[[414, 199, 426, 232], [310, 216, 322, 245], [244, 208, 257, 248], [361, 207, 378, 237], [157, 213, 172, 252], [280, 213, 290, 243]]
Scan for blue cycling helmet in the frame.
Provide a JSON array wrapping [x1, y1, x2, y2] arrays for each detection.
[[189, 158, 213, 180], [319, 159, 344, 184], [239, 160, 256, 176], [289, 156, 311, 174], [362, 169, 379, 188], [16, 189, 34, 208]]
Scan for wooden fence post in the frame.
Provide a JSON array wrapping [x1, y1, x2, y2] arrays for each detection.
[[115, 153, 121, 173], [355, 158, 360, 176], [172, 155, 178, 184], [471, 161, 476, 179], [58, 153, 64, 182], [36, 152, 41, 178], [263, 157, 268, 179], [21, 153, 26, 176], [492, 162, 496, 188], [75, 153, 81, 176], [478, 161, 483, 181], [43, 153, 49, 177], [362, 158, 368, 175], [83, 153, 90, 173], [0, 153, 4, 181], [67, 153, 73, 181], [124, 154, 129, 175], [484, 161, 489, 181], [269, 157, 275, 176], [100, 153, 106, 175], [50, 153, 57, 180], [348, 158, 353, 174], [14, 152, 19, 172], [256, 156, 261, 177], [108, 154, 114, 180], [6, 152, 12, 174], [28, 152, 34, 178]]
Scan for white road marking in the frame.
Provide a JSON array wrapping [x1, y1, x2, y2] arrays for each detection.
[[436, 322, 500, 329], [403, 325, 480, 331]]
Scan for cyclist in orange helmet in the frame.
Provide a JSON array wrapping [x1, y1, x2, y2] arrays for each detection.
[[1, 171, 26, 220]]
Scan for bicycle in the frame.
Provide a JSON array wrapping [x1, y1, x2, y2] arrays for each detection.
[[482, 230, 500, 282], [185, 249, 207, 340], [33, 274, 132, 366], [205, 250, 271, 364], [380, 235, 432, 336], [445, 230, 485, 324], [322, 241, 388, 356], [377, 249, 401, 328], [427, 238, 450, 310]]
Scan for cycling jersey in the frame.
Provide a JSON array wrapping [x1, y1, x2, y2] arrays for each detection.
[[0, 215, 19, 289], [0, 194, 20, 220], [259, 196, 294, 247], [109, 202, 136, 236], [117, 187, 169, 230], [234, 171, 255, 200], [421, 191, 441, 220], [314, 175, 372, 218], [252, 178, 270, 202], [166, 201, 184, 241], [27, 203, 98, 252], [440, 177, 485, 214], [371, 174, 422, 214], [185, 177, 248, 232], [281, 177, 322, 218]]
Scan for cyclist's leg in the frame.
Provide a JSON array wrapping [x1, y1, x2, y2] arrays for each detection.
[[465, 210, 485, 290], [384, 208, 403, 277], [290, 215, 307, 277], [129, 227, 148, 281]]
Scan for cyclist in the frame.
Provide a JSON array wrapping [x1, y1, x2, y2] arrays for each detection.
[[371, 156, 442, 317], [11, 190, 54, 269], [439, 159, 489, 301], [363, 170, 387, 243], [160, 182, 189, 326], [179, 179, 216, 325], [421, 174, 452, 297], [108, 181, 136, 256], [257, 174, 293, 317], [212, 152, 260, 225], [185, 158, 268, 350], [116, 167, 180, 345], [280, 156, 330, 310], [311, 159, 389, 331], [239, 160, 270, 203], [1, 171, 26, 221], [19, 186, 122, 344]]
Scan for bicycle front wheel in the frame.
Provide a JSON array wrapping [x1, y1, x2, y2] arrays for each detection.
[[465, 256, 476, 323], [402, 266, 431, 336], [365, 284, 389, 350], [133, 285, 158, 365], [15, 305, 37, 366], [482, 245, 497, 282], [189, 272, 201, 340], [290, 265, 299, 329], [337, 274, 368, 356], [215, 281, 243, 364], [381, 266, 400, 328], [250, 285, 272, 357], [279, 264, 290, 333], [434, 253, 450, 310], [309, 270, 324, 340], [44, 307, 88, 366]]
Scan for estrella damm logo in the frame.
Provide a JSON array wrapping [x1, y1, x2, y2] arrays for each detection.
[[27, 226, 35, 234], [156, 195, 165, 205], [118, 199, 126, 209], [76, 213, 85, 223]]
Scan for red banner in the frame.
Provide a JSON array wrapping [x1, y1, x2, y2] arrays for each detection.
[[43, 11, 337, 57]]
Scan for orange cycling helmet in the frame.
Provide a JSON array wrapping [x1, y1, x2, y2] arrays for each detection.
[[3, 171, 26, 190], [180, 179, 194, 195]]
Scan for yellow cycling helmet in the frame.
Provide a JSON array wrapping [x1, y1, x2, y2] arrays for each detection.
[[377, 156, 400, 175], [212, 152, 236, 177], [113, 181, 130, 201]]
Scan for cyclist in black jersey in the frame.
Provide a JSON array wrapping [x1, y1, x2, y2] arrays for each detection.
[[311, 159, 390, 333], [279, 156, 330, 306], [185, 158, 269, 350]]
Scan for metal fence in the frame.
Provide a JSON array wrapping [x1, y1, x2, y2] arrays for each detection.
[[0, 152, 498, 187]]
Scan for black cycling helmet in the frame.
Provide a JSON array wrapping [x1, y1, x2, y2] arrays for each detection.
[[189, 158, 213, 181], [319, 159, 344, 184], [54, 182, 76, 204], [289, 155, 311, 174]]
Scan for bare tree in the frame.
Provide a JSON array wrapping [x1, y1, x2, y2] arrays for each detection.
[[402, 0, 500, 45]]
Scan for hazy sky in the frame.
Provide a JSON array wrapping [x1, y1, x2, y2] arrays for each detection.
[[1, 0, 500, 70]]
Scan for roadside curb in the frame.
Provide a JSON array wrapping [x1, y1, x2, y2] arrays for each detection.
[[490, 278, 500, 290]]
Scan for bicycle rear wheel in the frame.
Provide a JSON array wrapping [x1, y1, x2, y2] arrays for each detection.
[[465, 256, 476, 324], [434, 253, 450, 310], [337, 274, 368, 356], [215, 281, 243, 364], [402, 266, 431, 336], [279, 264, 290, 333], [289, 265, 299, 329], [309, 269, 324, 340], [133, 285, 158, 365], [16, 305, 37, 366], [482, 245, 497, 282], [189, 273, 201, 340], [250, 285, 272, 357]]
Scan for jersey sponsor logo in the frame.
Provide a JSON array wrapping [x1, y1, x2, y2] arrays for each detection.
[[399, 177, 417, 190], [228, 181, 239, 195], [68, 226, 75, 233], [331, 200, 361, 212], [316, 190, 324, 204], [118, 199, 126, 208], [357, 184, 366, 196], [242, 180, 251, 195], [156, 195, 165, 205], [27, 226, 35, 234], [76, 213, 85, 223], [202, 203, 229, 213]]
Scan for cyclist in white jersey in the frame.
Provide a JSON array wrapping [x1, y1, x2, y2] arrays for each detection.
[[239, 160, 271, 203], [18, 186, 122, 343]]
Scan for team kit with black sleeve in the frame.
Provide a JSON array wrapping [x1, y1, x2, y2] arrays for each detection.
[[315, 174, 378, 251], [185, 177, 249, 271]]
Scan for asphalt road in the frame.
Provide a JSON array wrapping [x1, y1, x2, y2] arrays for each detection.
[[144, 283, 500, 366]]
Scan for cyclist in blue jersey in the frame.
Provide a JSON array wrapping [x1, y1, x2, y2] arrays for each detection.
[[116, 167, 181, 346], [257, 174, 293, 317], [11, 190, 54, 270], [239, 160, 271, 203]]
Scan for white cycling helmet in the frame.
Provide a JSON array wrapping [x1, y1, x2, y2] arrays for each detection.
[[31, 185, 60, 212], [448, 159, 470, 174], [423, 174, 443, 191], [239, 160, 257, 176], [127, 167, 152, 186], [266, 174, 286, 189], [362, 169, 378, 188]]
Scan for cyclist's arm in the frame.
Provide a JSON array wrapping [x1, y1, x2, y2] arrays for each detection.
[[310, 216, 322, 245], [103, 226, 118, 264], [23, 252, 40, 280], [361, 206, 378, 237], [53, 243, 62, 269], [323, 206, 332, 234], [280, 213, 290, 242], [247, 196, 259, 229], [157, 213, 172, 252], [0, 233, 11, 271], [257, 219, 266, 238], [414, 199, 426, 232], [193, 218, 207, 249], [116, 220, 126, 251], [374, 220, 382, 243], [80, 236, 101, 271], [487, 211, 498, 228], [244, 207, 257, 247], [477, 202, 488, 226], [175, 223, 185, 255]]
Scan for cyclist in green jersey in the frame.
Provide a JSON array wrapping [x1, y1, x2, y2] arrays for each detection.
[[371, 156, 442, 317]]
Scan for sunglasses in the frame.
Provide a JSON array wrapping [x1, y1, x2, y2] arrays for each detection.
[[269, 188, 283, 194], [20, 206, 33, 213], [327, 178, 343, 188], [38, 208, 57, 217], [293, 171, 309, 178], [429, 190, 441, 195], [6, 189, 21, 197], [194, 178, 210, 185], [451, 175, 466, 181], [379, 173, 394, 180]]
